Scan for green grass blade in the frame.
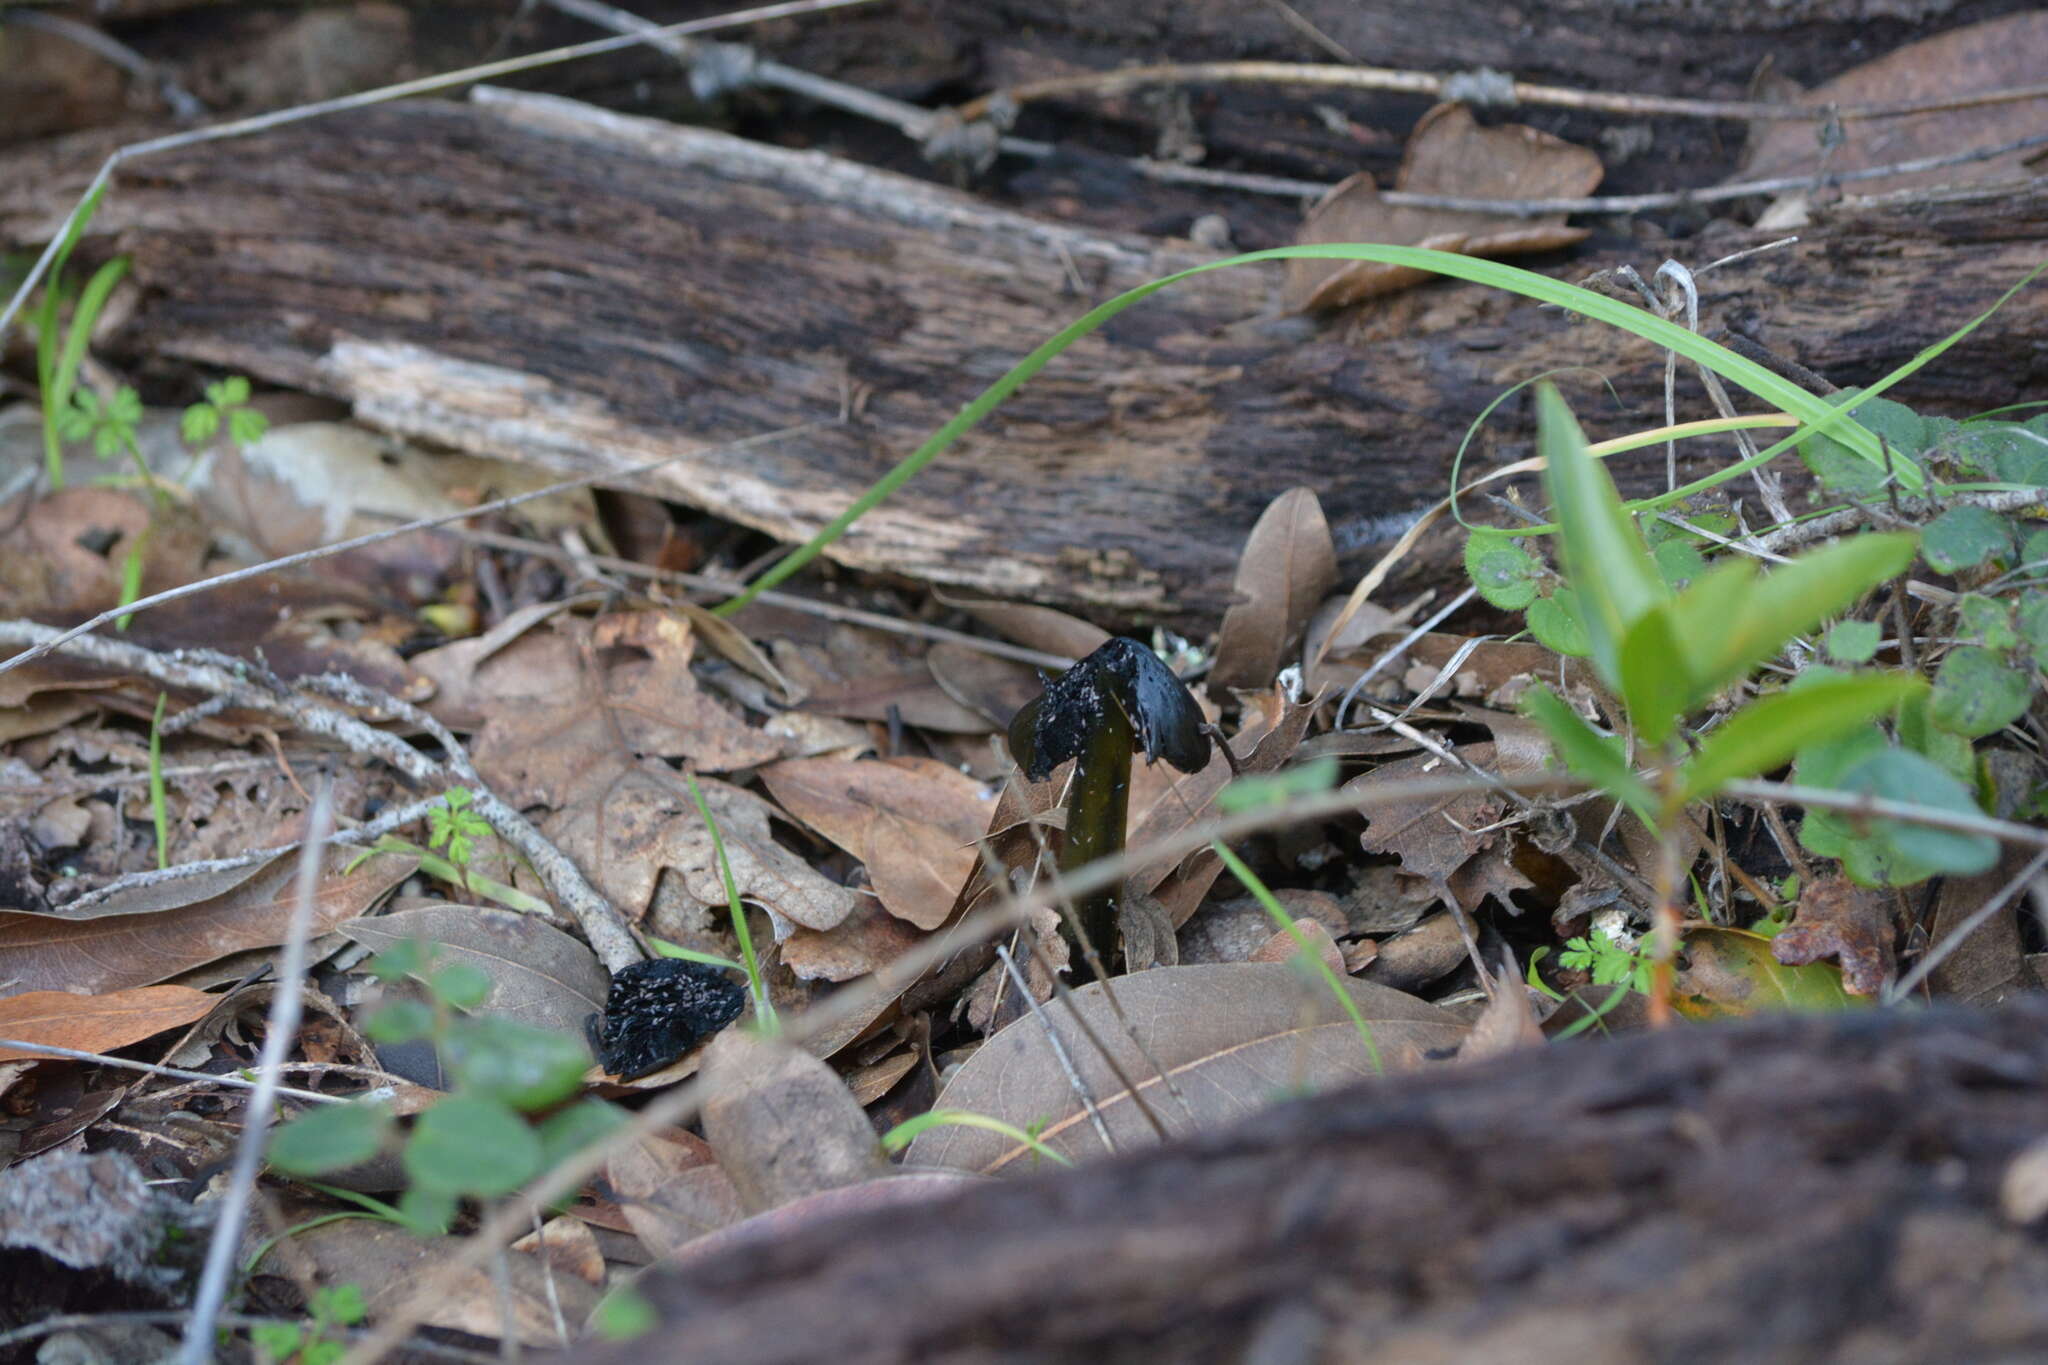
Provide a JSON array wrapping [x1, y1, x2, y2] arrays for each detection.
[[883, 1108, 1075, 1167], [684, 774, 777, 1034], [714, 243, 1901, 614], [1210, 839, 1381, 1074], [1522, 685, 1657, 827], [1680, 673, 1926, 805]]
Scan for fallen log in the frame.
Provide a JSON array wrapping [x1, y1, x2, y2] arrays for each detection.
[[3, 89, 2046, 618], [567, 999, 2048, 1364]]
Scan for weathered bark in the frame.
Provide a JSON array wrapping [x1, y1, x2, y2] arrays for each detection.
[[566, 1000, 2048, 1364], [5, 90, 2046, 620]]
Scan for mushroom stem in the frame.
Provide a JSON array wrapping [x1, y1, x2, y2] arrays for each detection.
[[1061, 693, 1134, 977]]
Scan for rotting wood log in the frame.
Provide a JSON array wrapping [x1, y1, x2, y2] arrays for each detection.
[[4, 90, 2047, 620], [563, 999, 2048, 1364]]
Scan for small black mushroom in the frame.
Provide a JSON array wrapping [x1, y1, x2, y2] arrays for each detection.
[[592, 958, 747, 1080], [1008, 637, 1210, 975]]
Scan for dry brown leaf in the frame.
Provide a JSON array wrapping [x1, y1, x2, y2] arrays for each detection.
[[1248, 918, 1346, 976], [1349, 742, 1515, 885], [701, 1031, 889, 1213], [1456, 976, 1546, 1063], [1771, 876, 1894, 997], [1136, 691, 1317, 925], [0, 850, 414, 996], [472, 611, 788, 803], [543, 768, 859, 935], [798, 668, 991, 733], [1287, 103, 1603, 312], [1212, 488, 1338, 691], [933, 592, 1109, 660], [509, 1215, 605, 1288], [339, 903, 607, 1034], [759, 756, 997, 930], [779, 901, 925, 984], [1363, 912, 1469, 993], [1739, 14, 2048, 200], [847, 1049, 918, 1106], [926, 642, 1043, 729], [0, 985, 219, 1062], [606, 1133, 746, 1258], [906, 962, 1464, 1172]]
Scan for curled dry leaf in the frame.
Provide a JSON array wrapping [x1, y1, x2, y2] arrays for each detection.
[[1212, 488, 1338, 691], [905, 962, 1465, 1173], [1248, 918, 1346, 976], [1771, 876, 1894, 997], [0, 986, 219, 1062], [701, 1031, 890, 1214], [0, 849, 415, 996], [759, 756, 999, 930], [1286, 103, 1603, 312], [606, 1132, 746, 1258], [932, 591, 1108, 661]]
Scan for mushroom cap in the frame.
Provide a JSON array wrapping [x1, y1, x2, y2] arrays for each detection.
[[1009, 637, 1210, 782]]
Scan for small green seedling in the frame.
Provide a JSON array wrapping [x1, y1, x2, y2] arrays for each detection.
[[247, 1284, 366, 1365]]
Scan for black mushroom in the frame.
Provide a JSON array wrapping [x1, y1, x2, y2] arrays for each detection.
[[1008, 637, 1211, 975]]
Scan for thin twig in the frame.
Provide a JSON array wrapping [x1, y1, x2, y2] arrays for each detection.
[[0, 1039, 346, 1105], [954, 59, 2048, 127], [1754, 487, 2048, 556], [995, 943, 1117, 1153], [182, 784, 334, 1365], [1885, 848, 2048, 1003]]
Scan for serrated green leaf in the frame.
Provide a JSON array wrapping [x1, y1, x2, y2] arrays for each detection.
[[1674, 533, 1917, 703], [1538, 386, 1667, 689], [1680, 673, 1924, 804], [1922, 505, 2014, 574], [1929, 646, 2033, 737], [404, 1095, 541, 1196], [1527, 588, 1590, 656], [180, 403, 219, 444], [1463, 529, 1543, 610], [1522, 685, 1656, 825], [268, 1100, 393, 1175], [1617, 605, 1691, 747], [228, 407, 270, 446], [1825, 619, 1881, 663]]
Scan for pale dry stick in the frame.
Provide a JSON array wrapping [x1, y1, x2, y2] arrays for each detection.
[[0, 425, 814, 680], [955, 60, 2048, 127], [344, 761, 2048, 1360], [1885, 848, 2048, 1004], [0, 1311, 493, 1362], [182, 783, 335, 1365], [0, 1039, 344, 1105], [0, 624, 638, 968], [0, 755, 281, 795], [403, 521, 1075, 671], [1756, 487, 2048, 556], [1333, 583, 1478, 729], [994, 942, 1117, 1154], [47, 795, 446, 920], [0, 0, 882, 344]]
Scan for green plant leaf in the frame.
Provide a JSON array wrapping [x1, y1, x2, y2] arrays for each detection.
[[1897, 693, 1977, 782], [1522, 685, 1656, 826], [1929, 645, 2033, 738], [363, 999, 434, 1045], [249, 1322, 303, 1359], [228, 406, 270, 446], [1616, 605, 1691, 747], [590, 1285, 659, 1342], [1957, 593, 2018, 651], [396, 1186, 457, 1237], [536, 1099, 628, 1169], [1922, 505, 2014, 573], [403, 1095, 541, 1197], [442, 1016, 590, 1112], [1537, 385, 1667, 689], [1679, 672, 1925, 804], [1215, 756, 1339, 812], [1672, 926, 1859, 1019], [429, 961, 492, 1011], [1825, 620, 1881, 663], [1797, 392, 1926, 496], [2018, 591, 2048, 659], [1464, 528, 1544, 609], [1651, 537, 1706, 589], [1797, 732, 1998, 886], [1526, 588, 1590, 656], [1672, 533, 1917, 703], [180, 402, 219, 444], [268, 1100, 393, 1176]]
